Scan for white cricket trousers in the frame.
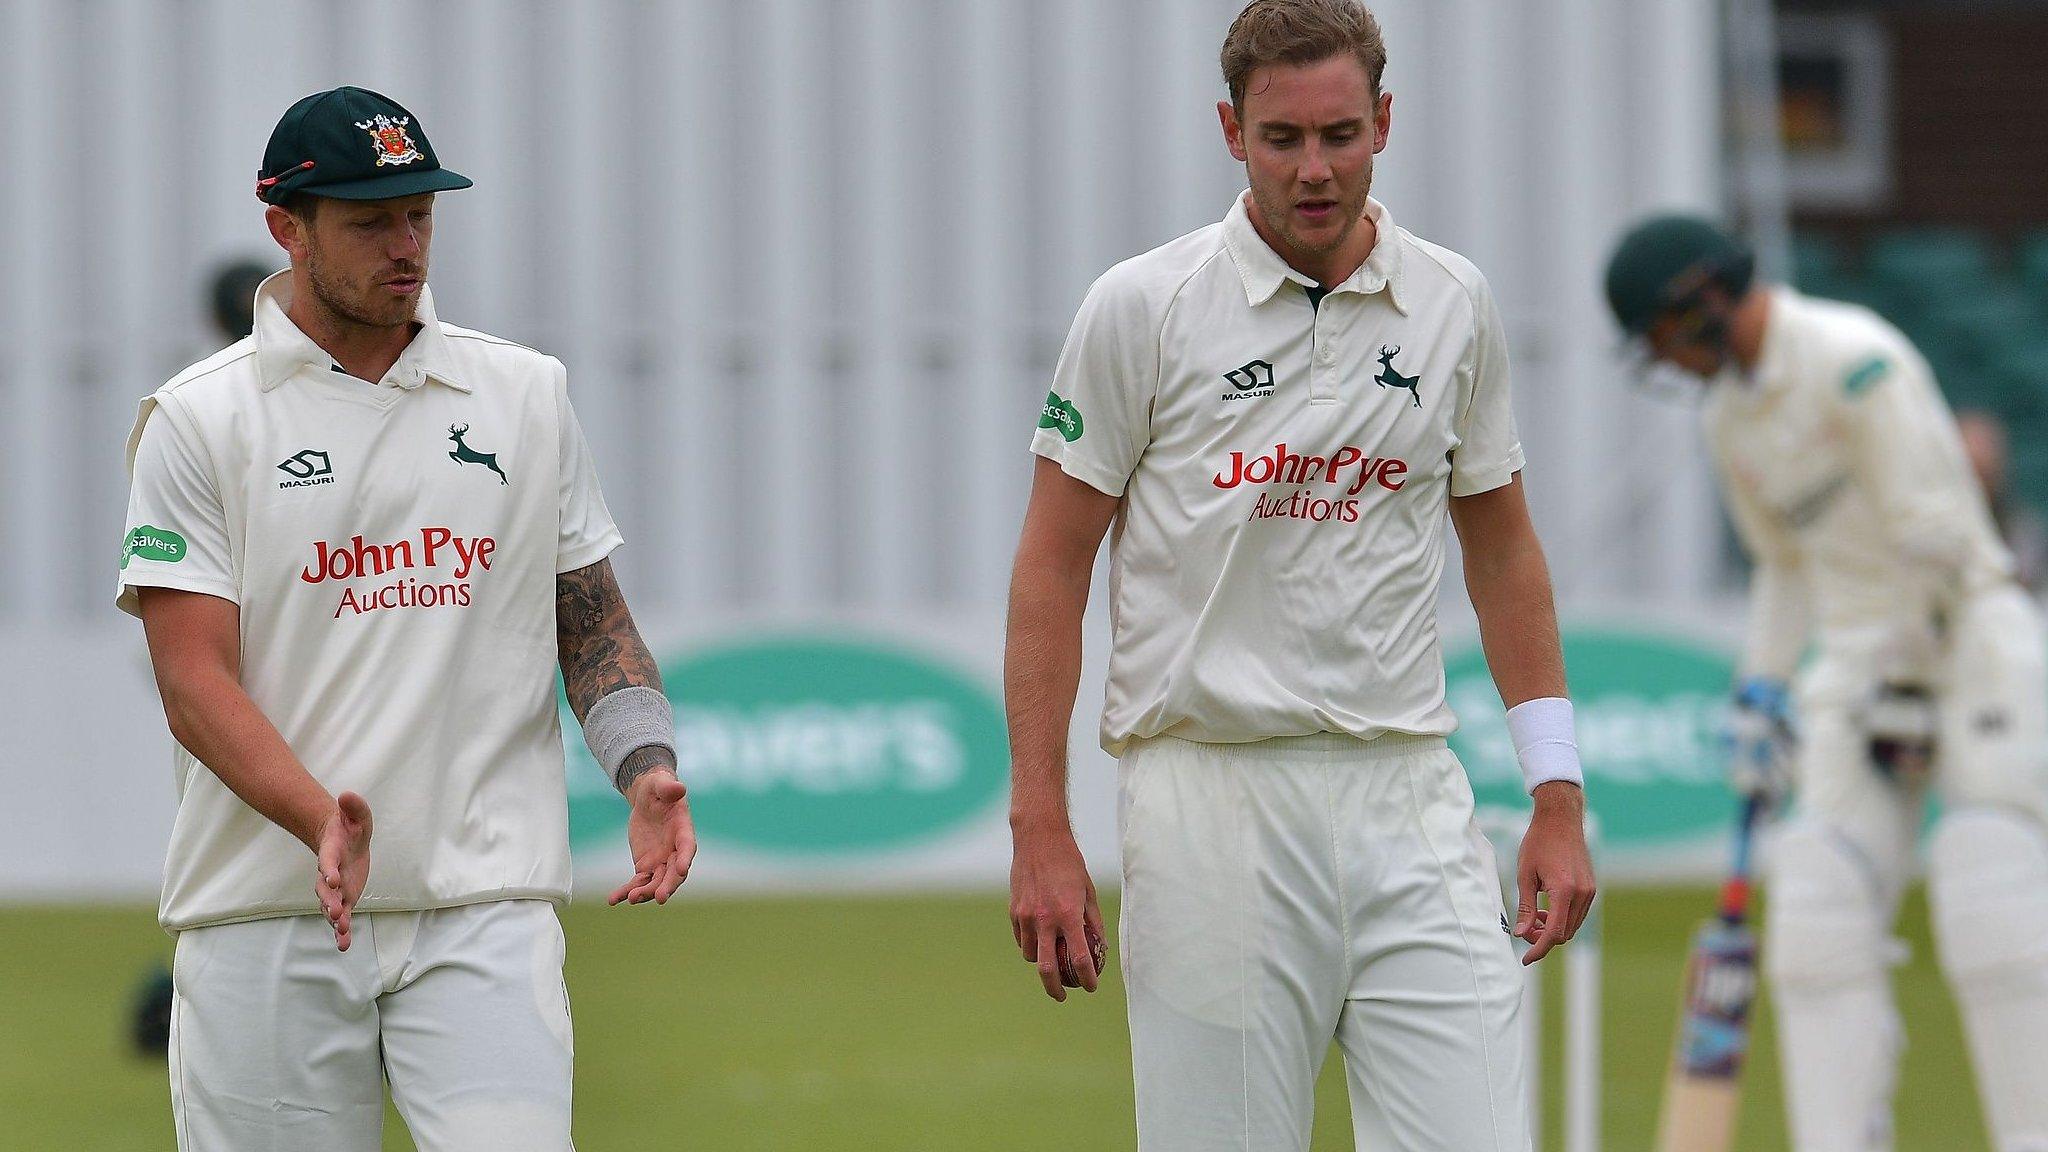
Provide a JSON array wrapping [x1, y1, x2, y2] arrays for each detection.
[[1118, 731, 1531, 1152], [169, 898, 574, 1152]]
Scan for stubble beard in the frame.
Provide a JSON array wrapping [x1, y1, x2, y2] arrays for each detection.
[[1248, 175, 1372, 268], [303, 245, 420, 332]]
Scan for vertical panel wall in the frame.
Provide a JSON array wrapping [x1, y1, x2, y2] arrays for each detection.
[[0, 0, 1722, 628]]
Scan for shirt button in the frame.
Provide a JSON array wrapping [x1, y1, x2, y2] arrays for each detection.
[[1318, 347, 1335, 364]]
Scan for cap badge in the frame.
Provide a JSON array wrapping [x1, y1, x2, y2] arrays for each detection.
[[355, 114, 422, 167]]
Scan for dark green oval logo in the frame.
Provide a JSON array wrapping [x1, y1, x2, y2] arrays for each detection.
[[566, 635, 1009, 855], [1448, 629, 1736, 848]]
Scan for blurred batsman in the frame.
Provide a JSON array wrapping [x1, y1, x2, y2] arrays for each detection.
[[1006, 3, 1595, 1149], [116, 87, 694, 1150], [1606, 217, 2048, 1152]]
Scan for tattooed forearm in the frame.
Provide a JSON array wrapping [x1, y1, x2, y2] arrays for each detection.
[[556, 559, 665, 722]]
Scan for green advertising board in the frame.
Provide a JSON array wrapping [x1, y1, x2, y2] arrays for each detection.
[[1447, 628, 1738, 856], [565, 634, 1010, 856]]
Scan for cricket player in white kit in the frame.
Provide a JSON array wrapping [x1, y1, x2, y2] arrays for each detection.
[[1605, 216, 2048, 1152], [1006, 5, 1596, 1149], [117, 87, 696, 1151]]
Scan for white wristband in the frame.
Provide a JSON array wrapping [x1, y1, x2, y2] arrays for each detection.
[[1504, 696, 1584, 794]]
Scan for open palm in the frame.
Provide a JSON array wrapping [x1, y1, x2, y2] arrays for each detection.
[[315, 791, 373, 951], [610, 773, 696, 906]]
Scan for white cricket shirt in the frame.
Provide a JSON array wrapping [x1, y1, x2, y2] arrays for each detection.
[[1032, 195, 1524, 755], [118, 272, 623, 931], [1704, 287, 2014, 681]]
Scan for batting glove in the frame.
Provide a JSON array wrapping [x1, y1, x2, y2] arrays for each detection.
[[1864, 681, 1937, 787], [1725, 676, 1796, 806]]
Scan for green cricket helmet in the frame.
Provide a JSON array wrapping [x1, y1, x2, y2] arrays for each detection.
[[1603, 215, 1756, 336]]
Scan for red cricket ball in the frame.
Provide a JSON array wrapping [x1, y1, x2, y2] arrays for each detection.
[[1057, 923, 1109, 988]]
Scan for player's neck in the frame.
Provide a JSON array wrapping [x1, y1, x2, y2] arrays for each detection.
[[1305, 216, 1376, 289], [285, 279, 419, 385], [1726, 287, 1773, 374]]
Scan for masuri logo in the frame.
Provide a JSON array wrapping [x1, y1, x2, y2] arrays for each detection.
[[1038, 392, 1084, 443], [1222, 359, 1275, 400], [277, 448, 335, 489], [565, 635, 1009, 856], [121, 525, 187, 568]]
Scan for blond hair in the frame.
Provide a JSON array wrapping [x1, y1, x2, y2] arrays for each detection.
[[1221, 0, 1387, 110]]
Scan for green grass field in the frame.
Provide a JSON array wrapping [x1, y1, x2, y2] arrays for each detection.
[[0, 887, 1987, 1151]]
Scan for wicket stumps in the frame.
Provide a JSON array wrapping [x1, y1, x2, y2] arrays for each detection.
[[1477, 806, 1603, 1152]]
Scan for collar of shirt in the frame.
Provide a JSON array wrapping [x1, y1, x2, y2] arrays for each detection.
[[1221, 192, 1408, 315], [252, 268, 470, 394]]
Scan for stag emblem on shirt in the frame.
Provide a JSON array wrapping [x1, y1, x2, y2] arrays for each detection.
[[447, 424, 508, 485], [1374, 346, 1421, 409]]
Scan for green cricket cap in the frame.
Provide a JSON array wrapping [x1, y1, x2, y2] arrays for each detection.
[[1603, 215, 1755, 335], [256, 86, 472, 204]]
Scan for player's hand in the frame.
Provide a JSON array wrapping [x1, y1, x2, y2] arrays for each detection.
[[315, 791, 373, 952], [610, 769, 696, 906], [1515, 781, 1596, 966], [1009, 820, 1105, 1002], [1864, 681, 1936, 787], [1725, 676, 1796, 807]]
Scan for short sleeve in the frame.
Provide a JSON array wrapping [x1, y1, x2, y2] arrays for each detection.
[[1448, 273, 1525, 497], [1028, 271, 1159, 497], [554, 363, 625, 574], [116, 396, 238, 618]]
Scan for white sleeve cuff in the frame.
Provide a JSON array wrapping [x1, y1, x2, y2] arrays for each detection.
[[1504, 696, 1584, 793]]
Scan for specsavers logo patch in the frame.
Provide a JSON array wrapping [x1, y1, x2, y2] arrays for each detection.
[[1038, 392, 1083, 443], [298, 527, 495, 618], [121, 526, 186, 568], [1843, 355, 1891, 396], [1212, 442, 1409, 524]]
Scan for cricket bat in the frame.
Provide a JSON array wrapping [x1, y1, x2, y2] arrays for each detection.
[[1653, 794, 1765, 1152]]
